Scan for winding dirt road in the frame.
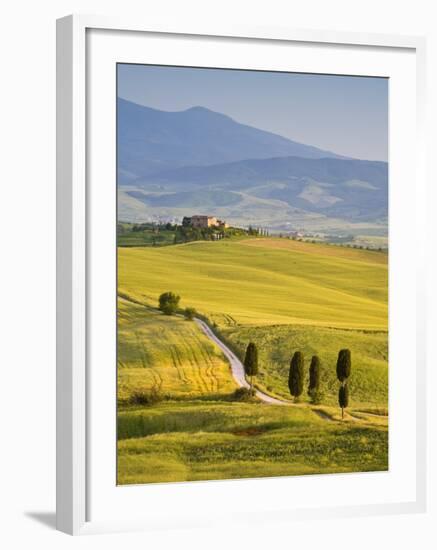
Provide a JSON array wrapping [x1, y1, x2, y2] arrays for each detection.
[[194, 319, 385, 424], [194, 318, 288, 405]]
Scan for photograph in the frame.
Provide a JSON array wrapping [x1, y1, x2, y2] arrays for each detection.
[[116, 63, 389, 485], [0, 0, 430, 543]]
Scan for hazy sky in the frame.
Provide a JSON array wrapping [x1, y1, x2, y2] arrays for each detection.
[[118, 64, 388, 162]]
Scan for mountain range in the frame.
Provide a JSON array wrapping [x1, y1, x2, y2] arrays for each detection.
[[117, 98, 388, 233], [118, 98, 344, 182]]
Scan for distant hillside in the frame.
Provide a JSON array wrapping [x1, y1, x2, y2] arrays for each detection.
[[117, 99, 387, 233], [117, 98, 344, 182], [132, 155, 388, 222]]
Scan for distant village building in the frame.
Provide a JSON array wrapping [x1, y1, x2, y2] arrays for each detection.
[[182, 215, 228, 229]]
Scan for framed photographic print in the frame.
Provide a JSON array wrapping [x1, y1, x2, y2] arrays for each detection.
[[56, 15, 427, 535]]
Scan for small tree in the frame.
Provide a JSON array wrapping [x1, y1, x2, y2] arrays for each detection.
[[308, 355, 321, 403], [243, 342, 258, 395], [183, 307, 196, 321], [288, 351, 304, 402], [338, 384, 349, 419], [336, 349, 351, 419], [158, 292, 180, 315], [336, 349, 351, 382]]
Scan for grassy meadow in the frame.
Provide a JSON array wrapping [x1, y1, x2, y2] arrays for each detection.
[[226, 324, 388, 409], [117, 237, 389, 484], [117, 228, 175, 247], [118, 401, 388, 484]]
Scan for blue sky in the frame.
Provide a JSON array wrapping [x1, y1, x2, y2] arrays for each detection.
[[118, 64, 388, 162]]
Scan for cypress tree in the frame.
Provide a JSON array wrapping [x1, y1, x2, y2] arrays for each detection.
[[336, 349, 351, 382], [243, 342, 258, 395], [336, 349, 351, 418], [338, 384, 349, 419], [288, 351, 304, 402], [308, 355, 321, 401]]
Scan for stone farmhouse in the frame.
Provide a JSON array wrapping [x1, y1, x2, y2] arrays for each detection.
[[182, 215, 229, 229]]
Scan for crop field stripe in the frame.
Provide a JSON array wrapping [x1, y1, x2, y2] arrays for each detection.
[[117, 298, 237, 400]]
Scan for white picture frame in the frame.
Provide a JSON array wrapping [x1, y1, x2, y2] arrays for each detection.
[[56, 14, 427, 535]]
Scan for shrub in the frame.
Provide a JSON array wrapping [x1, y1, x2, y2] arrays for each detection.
[[309, 390, 324, 405], [129, 386, 164, 406], [184, 307, 197, 320], [232, 387, 255, 401], [158, 291, 180, 315]]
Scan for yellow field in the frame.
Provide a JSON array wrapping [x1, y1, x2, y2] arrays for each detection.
[[118, 238, 388, 330], [117, 297, 237, 401], [117, 237, 389, 484], [241, 237, 387, 264]]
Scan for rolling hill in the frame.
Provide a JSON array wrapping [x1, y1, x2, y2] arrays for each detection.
[[117, 237, 388, 408], [117, 99, 388, 234], [131, 155, 388, 222], [118, 297, 237, 401], [118, 238, 388, 330], [117, 237, 388, 484]]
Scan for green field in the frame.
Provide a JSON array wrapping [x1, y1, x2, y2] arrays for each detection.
[[117, 237, 388, 484], [118, 401, 388, 484], [117, 228, 176, 247], [225, 324, 388, 408]]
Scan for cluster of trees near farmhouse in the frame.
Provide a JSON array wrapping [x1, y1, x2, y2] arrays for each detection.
[[174, 223, 264, 244], [158, 292, 352, 418], [118, 220, 270, 247], [244, 342, 352, 419]]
